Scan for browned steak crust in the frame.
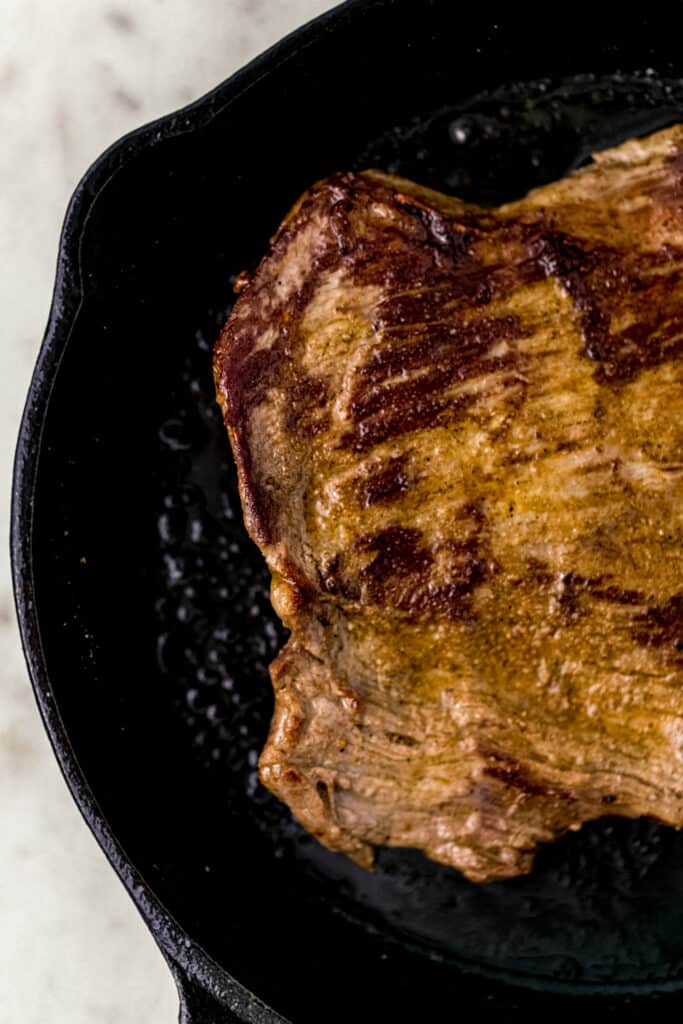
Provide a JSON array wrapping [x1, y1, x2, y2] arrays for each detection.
[[214, 126, 683, 882]]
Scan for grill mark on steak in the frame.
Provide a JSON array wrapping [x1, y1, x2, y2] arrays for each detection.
[[361, 316, 524, 383], [523, 573, 683, 663], [355, 506, 492, 617], [372, 276, 496, 326], [341, 389, 482, 453], [398, 557, 490, 618], [555, 573, 644, 621], [348, 355, 517, 426], [354, 453, 411, 507], [482, 750, 577, 802], [285, 374, 330, 435], [358, 526, 433, 587], [632, 594, 683, 658]]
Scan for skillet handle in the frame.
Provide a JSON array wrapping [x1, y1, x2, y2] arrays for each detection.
[[174, 965, 243, 1024]]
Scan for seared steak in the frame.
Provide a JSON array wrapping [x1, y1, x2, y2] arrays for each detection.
[[214, 126, 683, 882]]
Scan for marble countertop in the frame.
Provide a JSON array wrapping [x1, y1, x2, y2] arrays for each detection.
[[0, 2, 333, 1020]]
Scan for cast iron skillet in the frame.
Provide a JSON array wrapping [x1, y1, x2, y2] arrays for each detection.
[[13, 1, 683, 1020]]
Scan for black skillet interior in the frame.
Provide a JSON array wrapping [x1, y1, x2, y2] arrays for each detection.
[[13, 1, 683, 1020]]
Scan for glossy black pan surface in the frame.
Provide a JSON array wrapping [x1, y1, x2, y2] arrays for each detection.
[[12, 1, 683, 1019]]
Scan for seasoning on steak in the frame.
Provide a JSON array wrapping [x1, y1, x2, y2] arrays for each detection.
[[214, 126, 683, 882]]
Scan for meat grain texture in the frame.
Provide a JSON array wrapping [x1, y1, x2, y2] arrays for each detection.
[[214, 126, 683, 882]]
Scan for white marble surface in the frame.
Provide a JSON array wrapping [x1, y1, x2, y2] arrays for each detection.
[[0, 2, 334, 1021]]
